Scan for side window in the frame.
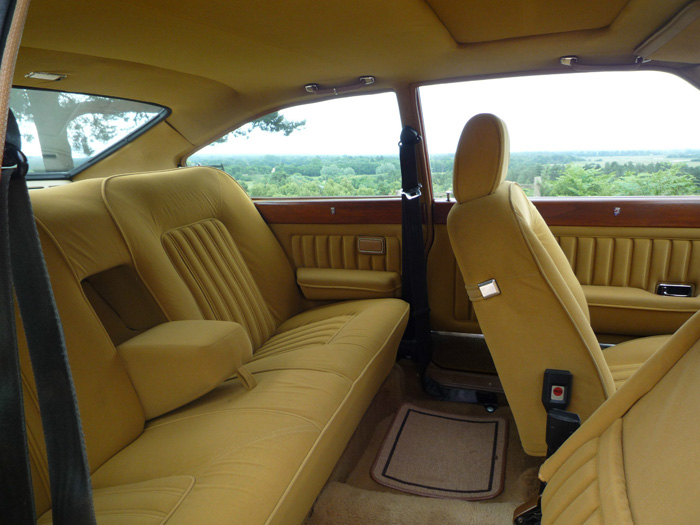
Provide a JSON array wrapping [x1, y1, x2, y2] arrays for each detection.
[[10, 88, 166, 176], [419, 71, 700, 198], [188, 92, 402, 197]]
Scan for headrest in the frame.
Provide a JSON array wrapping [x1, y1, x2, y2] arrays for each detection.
[[453, 113, 510, 203]]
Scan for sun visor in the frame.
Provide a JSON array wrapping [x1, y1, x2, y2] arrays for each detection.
[[635, 1, 700, 64]]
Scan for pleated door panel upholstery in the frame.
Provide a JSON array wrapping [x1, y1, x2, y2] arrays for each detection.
[[436, 224, 700, 335], [290, 234, 401, 272], [555, 232, 700, 292]]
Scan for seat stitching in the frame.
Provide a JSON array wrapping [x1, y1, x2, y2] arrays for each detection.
[[243, 364, 354, 381], [270, 316, 351, 338], [186, 223, 238, 322], [325, 315, 357, 344], [607, 366, 641, 373], [257, 330, 341, 352], [146, 407, 323, 431], [162, 234, 210, 318], [193, 425, 318, 476], [96, 487, 188, 496], [91, 510, 167, 517], [211, 219, 275, 335], [208, 220, 274, 342], [545, 466, 597, 524], [162, 231, 217, 319]]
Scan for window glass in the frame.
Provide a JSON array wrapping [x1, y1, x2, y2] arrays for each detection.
[[420, 71, 700, 198], [10, 88, 166, 176], [188, 92, 402, 197]]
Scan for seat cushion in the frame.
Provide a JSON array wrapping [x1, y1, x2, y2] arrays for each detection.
[[88, 302, 407, 524], [248, 298, 409, 380], [602, 335, 670, 389], [540, 313, 700, 524]]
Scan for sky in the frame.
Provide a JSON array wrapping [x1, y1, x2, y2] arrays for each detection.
[[193, 70, 700, 159]]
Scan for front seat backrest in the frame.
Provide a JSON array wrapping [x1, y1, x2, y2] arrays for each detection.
[[539, 309, 700, 523], [447, 113, 615, 456]]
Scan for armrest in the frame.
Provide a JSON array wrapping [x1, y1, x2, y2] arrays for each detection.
[[583, 285, 700, 337], [296, 267, 401, 300], [117, 320, 251, 419], [584, 285, 700, 312]]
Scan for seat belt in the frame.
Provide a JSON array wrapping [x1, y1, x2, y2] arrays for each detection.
[[0, 110, 97, 523], [399, 126, 432, 369]]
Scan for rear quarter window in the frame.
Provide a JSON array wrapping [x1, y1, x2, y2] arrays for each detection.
[[10, 87, 167, 177]]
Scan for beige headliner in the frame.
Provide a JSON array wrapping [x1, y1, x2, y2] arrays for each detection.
[[13, 0, 700, 176]]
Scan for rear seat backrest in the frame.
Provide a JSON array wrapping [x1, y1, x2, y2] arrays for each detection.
[[27, 180, 147, 514], [102, 168, 306, 350]]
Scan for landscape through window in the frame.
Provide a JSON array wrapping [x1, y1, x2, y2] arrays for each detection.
[[421, 71, 700, 199]]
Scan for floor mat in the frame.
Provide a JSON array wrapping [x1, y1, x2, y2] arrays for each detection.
[[370, 403, 508, 500]]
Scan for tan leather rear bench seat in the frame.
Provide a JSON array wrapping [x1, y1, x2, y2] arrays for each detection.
[[24, 167, 409, 523]]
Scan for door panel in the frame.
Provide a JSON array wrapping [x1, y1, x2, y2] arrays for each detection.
[[256, 199, 404, 302], [286, 233, 401, 272], [430, 199, 700, 339], [427, 224, 479, 333]]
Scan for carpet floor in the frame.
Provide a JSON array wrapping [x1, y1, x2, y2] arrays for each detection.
[[305, 361, 543, 524], [371, 403, 508, 500]]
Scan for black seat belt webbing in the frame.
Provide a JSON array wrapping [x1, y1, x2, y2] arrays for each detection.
[[0, 110, 96, 524], [0, 114, 34, 525], [399, 126, 431, 368]]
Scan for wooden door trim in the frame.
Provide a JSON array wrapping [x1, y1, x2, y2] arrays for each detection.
[[255, 198, 402, 224], [433, 197, 700, 227]]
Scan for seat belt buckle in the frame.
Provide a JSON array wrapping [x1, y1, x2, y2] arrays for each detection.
[[541, 369, 572, 411], [402, 184, 422, 200], [546, 408, 581, 456]]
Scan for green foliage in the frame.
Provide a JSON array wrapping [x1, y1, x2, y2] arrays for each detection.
[[543, 164, 698, 196], [194, 150, 700, 198], [546, 165, 608, 196], [429, 151, 700, 199], [193, 154, 402, 197]]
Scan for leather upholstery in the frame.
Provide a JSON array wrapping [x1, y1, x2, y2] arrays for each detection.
[[540, 310, 700, 523], [102, 170, 295, 350], [117, 320, 252, 419], [557, 231, 700, 291], [447, 114, 670, 456], [453, 112, 510, 204], [296, 267, 401, 300], [22, 168, 409, 522], [429, 224, 700, 338], [291, 234, 401, 273]]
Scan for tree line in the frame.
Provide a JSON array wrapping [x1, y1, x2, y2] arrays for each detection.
[[432, 152, 700, 197], [190, 154, 403, 197], [189, 151, 700, 198]]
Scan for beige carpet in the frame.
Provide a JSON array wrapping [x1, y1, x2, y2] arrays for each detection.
[[371, 404, 508, 500], [306, 361, 543, 525], [307, 482, 523, 525]]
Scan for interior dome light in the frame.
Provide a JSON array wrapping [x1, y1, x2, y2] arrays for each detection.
[[25, 71, 67, 81]]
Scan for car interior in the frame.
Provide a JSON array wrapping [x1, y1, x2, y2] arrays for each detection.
[[3, 0, 700, 523]]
